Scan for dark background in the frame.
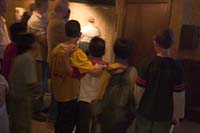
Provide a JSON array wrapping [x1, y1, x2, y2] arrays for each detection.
[[69, 0, 115, 5]]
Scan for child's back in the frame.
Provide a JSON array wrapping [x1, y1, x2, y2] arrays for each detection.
[[135, 28, 185, 133], [137, 56, 184, 121], [97, 38, 137, 133]]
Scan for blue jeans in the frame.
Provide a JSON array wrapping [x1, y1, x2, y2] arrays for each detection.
[[135, 114, 171, 133]]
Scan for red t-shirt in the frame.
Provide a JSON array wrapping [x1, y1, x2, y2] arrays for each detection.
[[2, 43, 18, 80]]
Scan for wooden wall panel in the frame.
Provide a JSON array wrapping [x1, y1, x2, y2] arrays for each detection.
[[178, 0, 200, 61], [127, 0, 169, 4], [123, 3, 170, 66]]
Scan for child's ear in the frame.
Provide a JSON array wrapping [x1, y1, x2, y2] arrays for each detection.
[[79, 32, 82, 37]]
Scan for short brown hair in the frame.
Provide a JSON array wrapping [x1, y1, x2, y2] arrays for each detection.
[[65, 20, 81, 38], [89, 37, 105, 58], [154, 28, 174, 49]]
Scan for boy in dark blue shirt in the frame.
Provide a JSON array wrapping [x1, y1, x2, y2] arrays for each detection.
[[135, 28, 185, 133]]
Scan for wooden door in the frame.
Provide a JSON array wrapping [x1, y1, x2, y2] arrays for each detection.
[[122, 0, 171, 67]]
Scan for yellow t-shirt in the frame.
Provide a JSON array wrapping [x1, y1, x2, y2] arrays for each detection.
[[49, 43, 94, 102], [70, 48, 94, 73]]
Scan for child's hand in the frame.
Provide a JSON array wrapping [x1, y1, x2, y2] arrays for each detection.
[[95, 64, 107, 70], [172, 116, 180, 127]]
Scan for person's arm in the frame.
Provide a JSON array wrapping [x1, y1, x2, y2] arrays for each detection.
[[89, 64, 106, 77], [71, 49, 105, 76], [134, 63, 148, 109], [173, 63, 186, 126]]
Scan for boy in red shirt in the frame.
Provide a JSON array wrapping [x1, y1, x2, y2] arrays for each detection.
[[2, 23, 26, 79]]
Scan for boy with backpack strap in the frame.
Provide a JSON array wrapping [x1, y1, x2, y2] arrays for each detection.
[[93, 38, 137, 133]]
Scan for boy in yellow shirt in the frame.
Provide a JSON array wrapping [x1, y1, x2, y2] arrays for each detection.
[[49, 20, 103, 133]]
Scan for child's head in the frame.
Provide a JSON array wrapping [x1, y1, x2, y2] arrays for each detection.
[[15, 32, 37, 54], [89, 37, 106, 58], [10, 22, 27, 43], [65, 20, 81, 44], [114, 38, 133, 61], [35, 0, 48, 13], [153, 28, 174, 50]]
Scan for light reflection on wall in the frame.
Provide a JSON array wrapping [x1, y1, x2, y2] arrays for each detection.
[[69, 2, 116, 62]]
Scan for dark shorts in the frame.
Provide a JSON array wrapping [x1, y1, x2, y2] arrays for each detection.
[[135, 114, 171, 133], [55, 99, 77, 133]]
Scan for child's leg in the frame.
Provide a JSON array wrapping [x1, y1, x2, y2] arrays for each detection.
[[55, 100, 77, 133], [135, 114, 154, 133], [152, 121, 171, 133], [76, 101, 91, 133], [10, 97, 32, 133]]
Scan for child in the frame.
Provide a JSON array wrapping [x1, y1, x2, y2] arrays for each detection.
[[9, 33, 39, 133], [135, 28, 185, 133], [2, 22, 27, 80], [76, 37, 108, 133], [97, 38, 137, 133], [49, 20, 104, 133], [0, 74, 9, 133]]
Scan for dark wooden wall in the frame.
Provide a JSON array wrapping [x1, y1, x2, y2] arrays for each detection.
[[119, 0, 172, 67]]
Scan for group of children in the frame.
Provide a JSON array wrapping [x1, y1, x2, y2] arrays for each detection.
[[48, 20, 185, 133], [0, 13, 185, 133]]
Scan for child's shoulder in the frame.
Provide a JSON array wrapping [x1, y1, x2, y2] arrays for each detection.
[[71, 48, 88, 61], [52, 43, 69, 55]]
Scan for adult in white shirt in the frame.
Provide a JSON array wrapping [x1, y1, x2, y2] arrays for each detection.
[[0, 0, 11, 60], [27, 0, 48, 121], [79, 18, 101, 54], [28, 0, 48, 62]]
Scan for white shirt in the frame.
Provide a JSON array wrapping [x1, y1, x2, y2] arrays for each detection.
[[80, 23, 100, 43], [79, 64, 102, 103], [28, 11, 47, 61], [0, 16, 11, 59], [28, 11, 47, 36]]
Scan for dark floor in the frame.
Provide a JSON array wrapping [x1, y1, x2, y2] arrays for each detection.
[[31, 120, 200, 133]]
